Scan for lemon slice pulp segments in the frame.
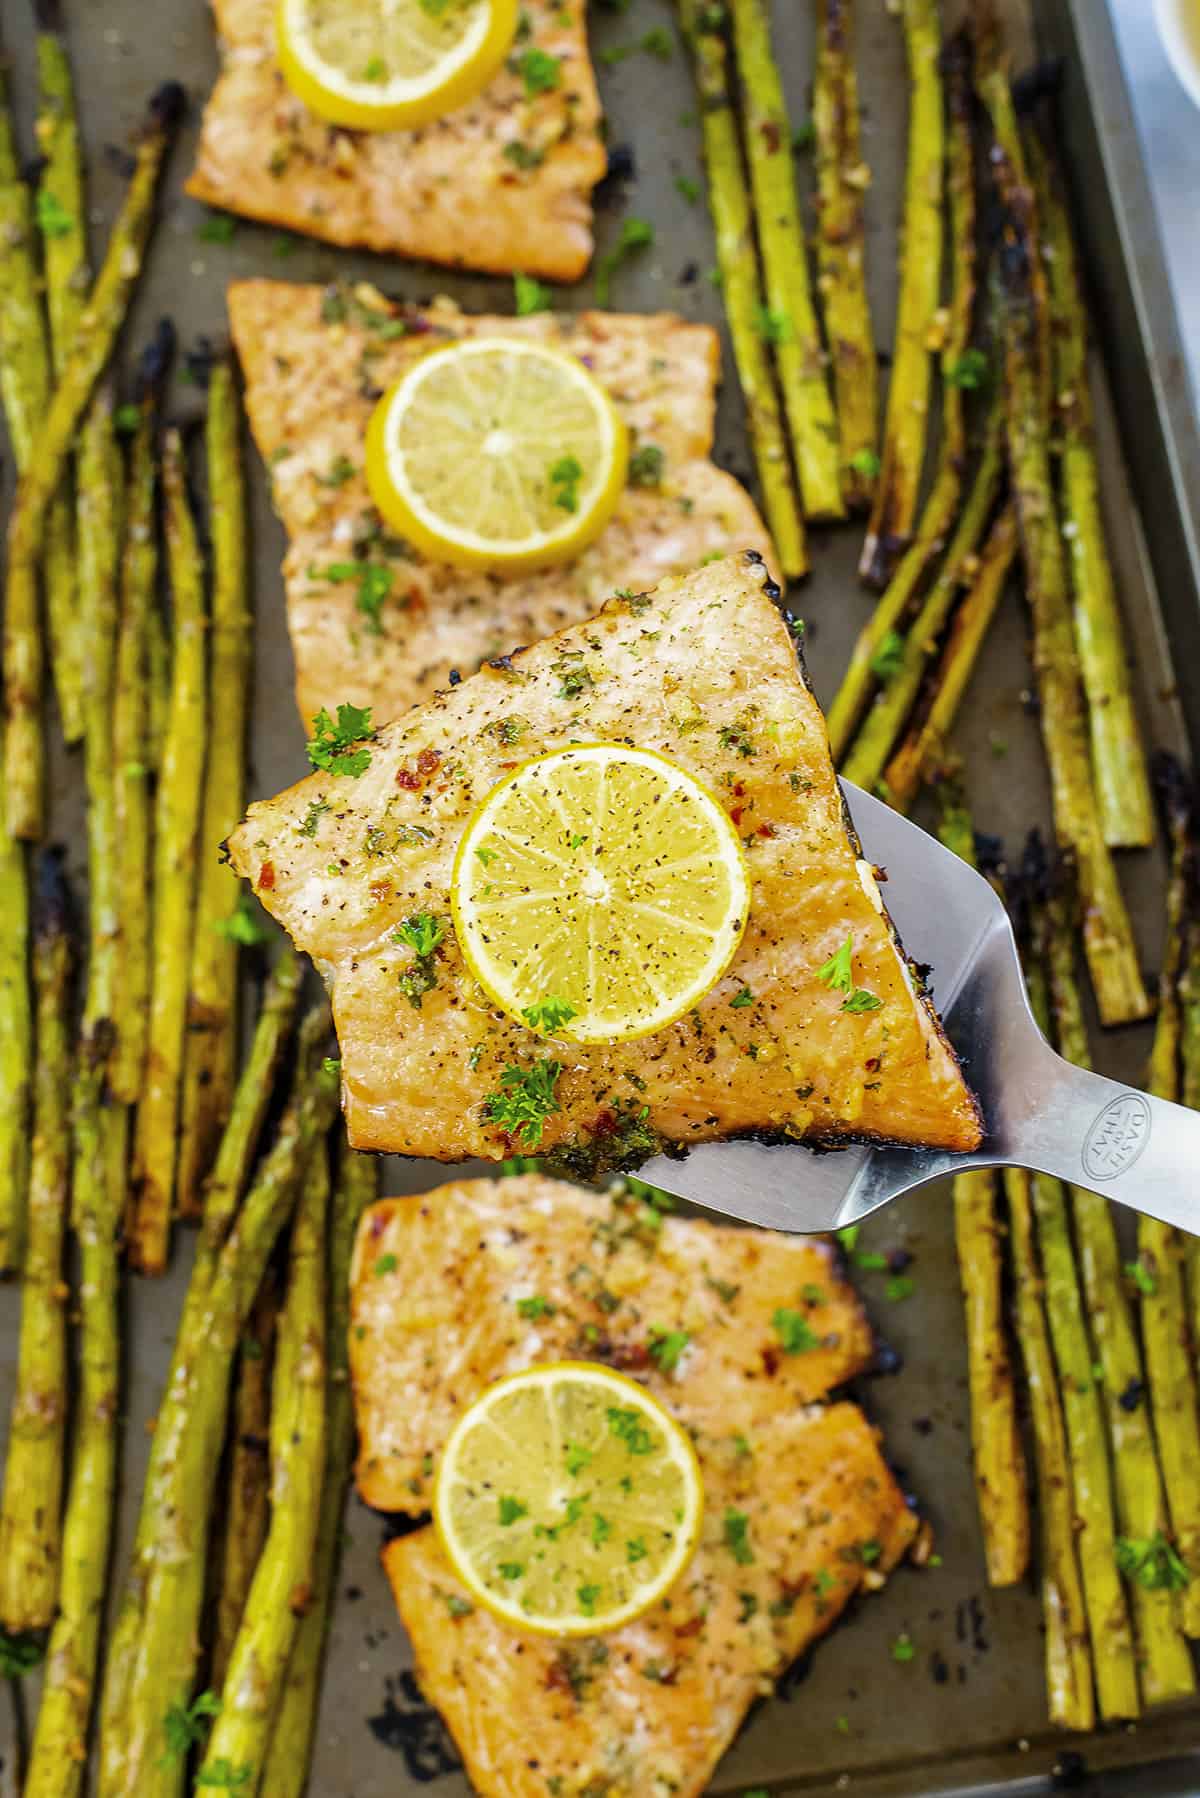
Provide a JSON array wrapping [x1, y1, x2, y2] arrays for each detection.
[[434, 1362, 704, 1636], [452, 743, 750, 1044], [276, 0, 519, 132], [365, 340, 629, 572]]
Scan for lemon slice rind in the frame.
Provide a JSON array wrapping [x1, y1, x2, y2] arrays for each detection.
[[433, 1362, 705, 1637]]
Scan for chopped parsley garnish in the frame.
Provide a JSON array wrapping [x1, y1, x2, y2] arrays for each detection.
[[674, 174, 701, 204], [522, 996, 578, 1034], [442, 1591, 475, 1617], [565, 1441, 592, 1474], [159, 1691, 221, 1766], [738, 1590, 758, 1621], [626, 1536, 648, 1562], [196, 1762, 252, 1791], [628, 442, 666, 487], [393, 913, 446, 958], [577, 1582, 602, 1616], [306, 703, 374, 776], [374, 1254, 398, 1276], [850, 447, 881, 478], [607, 1405, 653, 1454], [504, 139, 545, 171], [1116, 1533, 1190, 1591], [885, 1274, 915, 1302], [837, 1225, 860, 1252], [299, 798, 331, 838], [514, 271, 552, 316], [549, 454, 583, 514], [817, 933, 881, 1014], [647, 1327, 689, 1372], [0, 1629, 44, 1678], [723, 1507, 755, 1565], [36, 190, 75, 238], [475, 845, 497, 866], [813, 1567, 836, 1597], [1125, 1259, 1157, 1297], [498, 1561, 525, 1580], [517, 47, 561, 94], [312, 560, 394, 636], [213, 892, 272, 947], [322, 1056, 341, 1076], [870, 628, 905, 682], [594, 215, 655, 306], [362, 54, 387, 80], [772, 1307, 820, 1354], [591, 1513, 611, 1545], [753, 304, 793, 345], [891, 1633, 916, 1663], [483, 1058, 563, 1147], [317, 454, 357, 488], [498, 1495, 528, 1525], [517, 1294, 555, 1319], [197, 210, 237, 244], [599, 25, 674, 63], [792, 119, 817, 151], [945, 348, 989, 389], [730, 986, 754, 1009], [859, 1539, 882, 1564], [114, 402, 141, 435]]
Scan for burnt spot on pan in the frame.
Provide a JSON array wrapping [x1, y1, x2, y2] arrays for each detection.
[[367, 1669, 461, 1781]]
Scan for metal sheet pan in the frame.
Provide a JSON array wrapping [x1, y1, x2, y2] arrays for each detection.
[[1, 0, 1199, 1792]]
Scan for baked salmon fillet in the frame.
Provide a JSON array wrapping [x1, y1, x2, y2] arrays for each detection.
[[351, 1175, 919, 1798], [227, 553, 982, 1165], [227, 279, 771, 726], [188, 0, 606, 280]]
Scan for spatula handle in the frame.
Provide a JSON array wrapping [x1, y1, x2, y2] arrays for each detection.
[[1017, 1052, 1200, 1236]]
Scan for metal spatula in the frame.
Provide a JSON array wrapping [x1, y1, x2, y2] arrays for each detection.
[[639, 782, 1200, 1237]]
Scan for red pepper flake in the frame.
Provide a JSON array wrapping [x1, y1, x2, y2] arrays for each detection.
[[730, 807, 744, 828], [673, 1614, 705, 1640], [589, 1108, 617, 1140], [417, 747, 441, 777], [258, 860, 276, 891], [756, 822, 776, 839], [395, 768, 420, 790], [369, 1211, 388, 1240]]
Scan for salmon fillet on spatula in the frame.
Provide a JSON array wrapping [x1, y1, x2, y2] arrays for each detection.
[[226, 552, 981, 1169]]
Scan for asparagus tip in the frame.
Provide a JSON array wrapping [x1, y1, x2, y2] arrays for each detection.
[[147, 80, 187, 134], [33, 845, 72, 945]]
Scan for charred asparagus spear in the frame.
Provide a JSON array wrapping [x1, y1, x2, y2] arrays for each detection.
[[1003, 1166, 1095, 1731], [1026, 136, 1154, 850], [1017, 870, 1139, 1721], [23, 1026, 118, 1798], [34, 9, 88, 746], [1043, 873, 1194, 1705], [0, 853, 73, 1631], [178, 362, 252, 1219], [884, 502, 1019, 813], [827, 31, 976, 758], [730, 0, 842, 521], [1136, 756, 1200, 1636], [932, 771, 1028, 1588], [813, 0, 877, 511], [841, 405, 1004, 793], [0, 785, 29, 1276], [98, 1010, 337, 1798], [131, 428, 209, 1276], [3, 81, 185, 839], [260, 1142, 381, 1795], [78, 391, 124, 1034], [858, 0, 944, 586], [981, 48, 1148, 1026], [211, 1273, 277, 1692], [200, 1143, 330, 1792], [678, 0, 807, 579], [110, 331, 171, 1105]]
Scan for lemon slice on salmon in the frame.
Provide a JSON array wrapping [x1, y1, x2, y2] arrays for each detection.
[[451, 743, 751, 1045], [365, 340, 629, 572], [276, 0, 519, 132], [434, 1362, 704, 1636]]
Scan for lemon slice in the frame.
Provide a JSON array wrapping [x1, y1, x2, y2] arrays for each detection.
[[276, 0, 518, 132], [452, 743, 750, 1044], [365, 340, 629, 573], [434, 1363, 704, 1636]]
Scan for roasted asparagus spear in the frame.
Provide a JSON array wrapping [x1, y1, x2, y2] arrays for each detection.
[[178, 361, 252, 1218], [0, 782, 29, 1275], [813, 0, 877, 511], [98, 1011, 337, 1798], [1003, 1166, 1095, 1731], [3, 81, 185, 839], [131, 428, 209, 1275], [932, 770, 1028, 1588], [678, 0, 807, 579], [981, 47, 1148, 1026], [23, 1027, 119, 1798], [1026, 135, 1154, 850], [211, 1273, 277, 1691], [78, 391, 124, 1035], [730, 0, 842, 521], [200, 1143, 330, 1793], [1136, 756, 1200, 1636], [859, 0, 944, 586], [260, 1143, 380, 1796], [1043, 873, 1194, 1705], [0, 853, 73, 1631]]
